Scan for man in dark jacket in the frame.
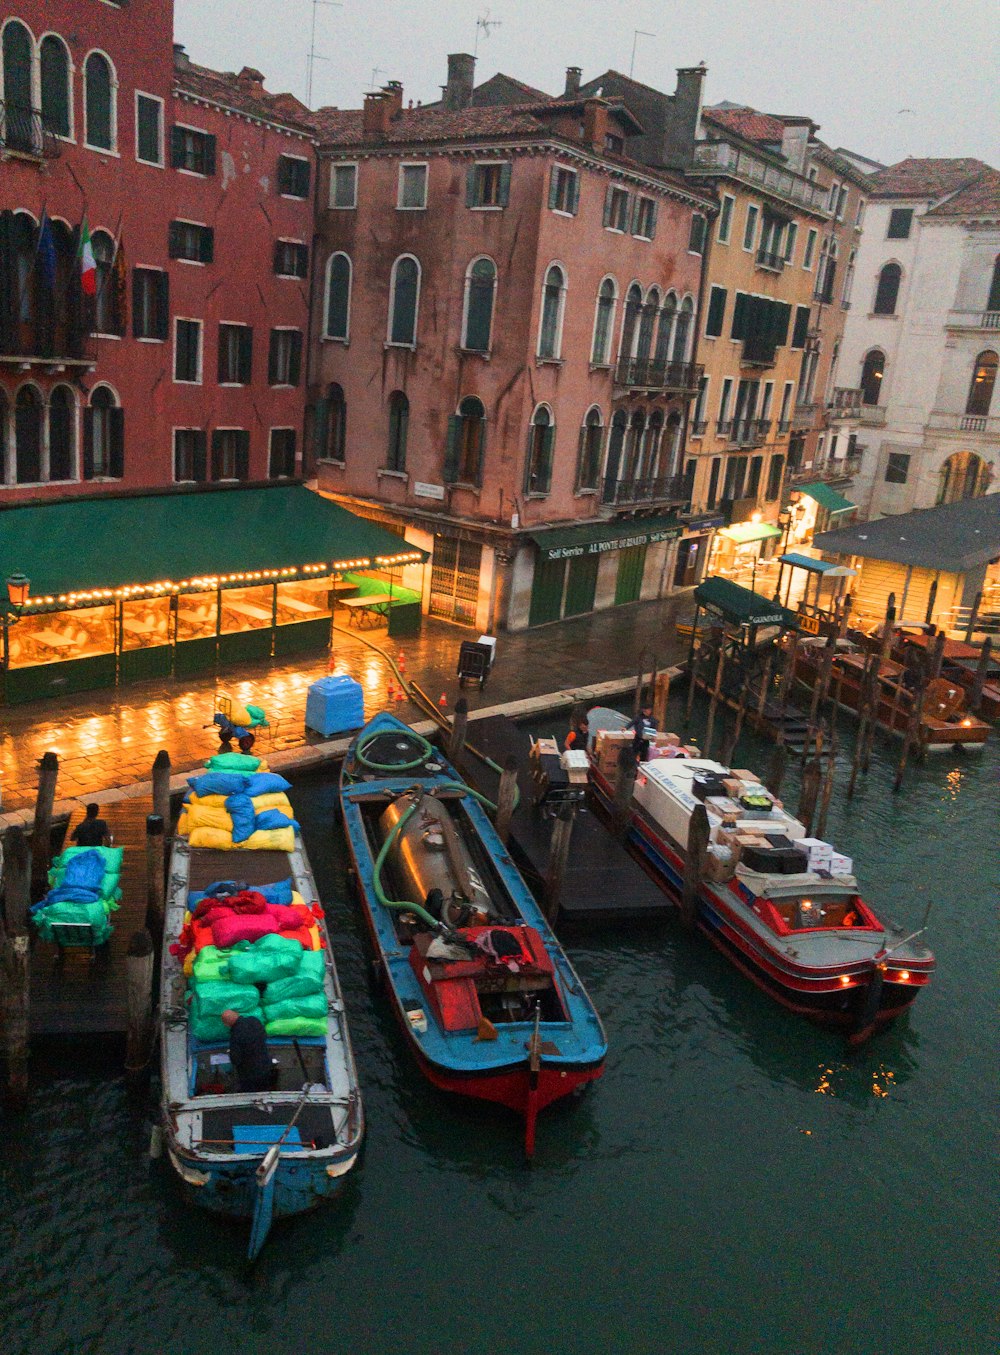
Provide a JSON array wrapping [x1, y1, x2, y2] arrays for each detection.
[[221, 1009, 277, 1091], [71, 803, 110, 847]]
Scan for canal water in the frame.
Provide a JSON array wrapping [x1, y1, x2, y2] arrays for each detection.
[[1, 701, 996, 1355]]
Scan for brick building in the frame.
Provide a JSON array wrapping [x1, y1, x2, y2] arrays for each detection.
[[309, 56, 713, 631]]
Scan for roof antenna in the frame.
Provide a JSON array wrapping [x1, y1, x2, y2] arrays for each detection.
[[629, 29, 655, 79], [306, 0, 341, 108], [474, 9, 502, 61]]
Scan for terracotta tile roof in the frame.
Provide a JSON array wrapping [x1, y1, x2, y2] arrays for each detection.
[[308, 101, 548, 146], [702, 106, 788, 146], [870, 157, 993, 199], [925, 166, 1000, 217], [474, 73, 550, 104], [175, 61, 315, 136]]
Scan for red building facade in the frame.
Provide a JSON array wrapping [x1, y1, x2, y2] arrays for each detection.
[[0, 0, 315, 501]]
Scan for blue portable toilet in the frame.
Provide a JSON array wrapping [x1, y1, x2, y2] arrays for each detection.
[[305, 675, 365, 738]]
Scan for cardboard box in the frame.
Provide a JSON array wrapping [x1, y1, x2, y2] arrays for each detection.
[[799, 836, 833, 857], [829, 853, 853, 876], [723, 777, 744, 797], [731, 769, 756, 782]]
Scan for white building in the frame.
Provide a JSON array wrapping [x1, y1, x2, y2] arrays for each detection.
[[826, 158, 1000, 518]]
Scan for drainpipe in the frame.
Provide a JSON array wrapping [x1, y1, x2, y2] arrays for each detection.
[[685, 195, 715, 519]]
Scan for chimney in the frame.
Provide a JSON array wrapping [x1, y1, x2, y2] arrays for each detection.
[[237, 66, 266, 96], [780, 119, 812, 175], [363, 91, 390, 136], [662, 64, 706, 169], [173, 43, 190, 71], [583, 99, 608, 152], [443, 53, 475, 111], [565, 66, 582, 98]]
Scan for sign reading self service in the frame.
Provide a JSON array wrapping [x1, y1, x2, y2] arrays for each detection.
[[541, 525, 682, 561]]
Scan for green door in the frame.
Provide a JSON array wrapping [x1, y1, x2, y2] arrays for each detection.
[[563, 554, 598, 617], [528, 555, 566, 627], [614, 545, 647, 606]]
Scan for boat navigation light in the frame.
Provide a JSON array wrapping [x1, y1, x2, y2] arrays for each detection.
[[897, 970, 910, 982], [961, 718, 972, 727], [840, 975, 851, 986]]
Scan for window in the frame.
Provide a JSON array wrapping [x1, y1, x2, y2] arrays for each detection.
[[655, 294, 675, 362], [718, 377, 733, 426], [885, 452, 909, 484], [174, 319, 202, 383], [211, 428, 250, 481], [966, 351, 998, 417], [717, 194, 734, 243], [330, 163, 357, 209], [635, 288, 658, 361], [2, 23, 33, 154], [887, 208, 913, 240], [783, 221, 798, 264], [174, 429, 207, 482], [604, 185, 630, 232], [462, 257, 496, 353], [40, 35, 71, 139], [693, 376, 709, 428], [84, 52, 115, 151], [746, 455, 762, 498], [269, 428, 296, 478], [274, 240, 309, 278], [445, 396, 487, 486], [168, 221, 214, 264], [317, 383, 346, 463], [827, 182, 839, 214], [218, 324, 253, 384], [132, 268, 169, 340], [836, 185, 848, 220], [706, 456, 722, 509], [170, 125, 216, 175], [873, 262, 901, 315], [324, 252, 351, 340], [388, 255, 420, 346], [135, 93, 163, 165], [14, 385, 42, 483], [84, 386, 123, 479], [705, 285, 727, 338], [268, 329, 303, 385], [398, 163, 428, 209], [790, 305, 811, 350], [938, 451, 989, 504], [987, 256, 1000, 312], [860, 350, 885, 406], [766, 453, 785, 500], [742, 204, 759, 251], [591, 277, 617, 365], [467, 161, 511, 208], [385, 391, 409, 472], [549, 165, 579, 215], [688, 213, 707, 254], [842, 249, 856, 306], [672, 297, 693, 362], [634, 196, 657, 239], [525, 406, 554, 495], [277, 155, 311, 198], [90, 231, 121, 335], [619, 283, 642, 360], [577, 408, 604, 491], [48, 385, 75, 481], [803, 228, 818, 269], [537, 264, 566, 360], [778, 381, 794, 428], [855, 199, 865, 229]]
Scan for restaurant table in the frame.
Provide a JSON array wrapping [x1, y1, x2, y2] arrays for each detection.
[[277, 596, 324, 616], [340, 594, 394, 628], [223, 600, 274, 624], [31, 629, 76, 650]]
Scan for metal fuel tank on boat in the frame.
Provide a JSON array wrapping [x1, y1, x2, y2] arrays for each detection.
[[377, 795, 492, 916]]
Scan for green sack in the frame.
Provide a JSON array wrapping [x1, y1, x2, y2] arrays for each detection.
[[262, 972, 326, 1006], [265, 1016, 328, 1038], [206, 752, 261, 773], [263, 993, 328, 1023], [227, 934, 305, 985], [191, 945, 230, 984], [298, 951, 326, 984], [188, 982, 261, 1042], [246, 705, 268, 727], [33, 900, 114, 945]]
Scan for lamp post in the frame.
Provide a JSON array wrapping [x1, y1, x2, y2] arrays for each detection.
[[774, 509, 792, 604], [2, 572, 30, 683]]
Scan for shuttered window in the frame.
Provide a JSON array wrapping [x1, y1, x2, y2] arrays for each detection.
[[274, 240, 309, 278], [705, 285, 727, 338], [170, 125, 216, 175], [174, 429, 207, 482], [168, 221, 214, 263], [211, 429, 250, 480], [218, 324, 253, 384], [268, 329, 302, 385], [269, 428, 296, 478], [278, 155, 311, 197], [467, 162, 512, 208], [790, 305, 811, 350], [132, 269, 169, 340]]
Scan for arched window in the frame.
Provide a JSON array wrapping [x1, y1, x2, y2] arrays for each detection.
[[0, 388, 8, 484], [386, 391, 409, 472], [48, 384, 75, 481], [577, 407, 604, 491], [84, 51, 115, 151], [988, 256, 1000, 314], [938, 451, 990, 505], [860, 350, 885, 406], [873, 262, 901, 316], [90, 230, 118, 335], [15, 385, 42, 484], [663, 411, 683, 478], [388, 255, 419, 346], [636, 288, 659, 363], [462, 257, 496, 353], [538, 264, 566, 359], [619, 283, 642, 360], [447, 396, 486, 486], [84, 385, 123, 479], [12, 212, 37, 327], [323, 383, 346, 463], [324, 252, 351, 340], [965, 350, 998, 418], [603, 409, 628, 498], [2, 21, 34, 153], [672, 296, 693, 363], [645, 409, 664, 480], [525, 405, 554, 495], [655, 292, 676, 363], [591, 277, 617, 365], [624, 409, 646, 482], [40, 35, 71, 139]]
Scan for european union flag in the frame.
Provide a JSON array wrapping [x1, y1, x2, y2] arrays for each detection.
[[37, 210, 56, 290]]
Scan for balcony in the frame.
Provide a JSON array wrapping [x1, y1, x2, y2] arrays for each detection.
[[728, 418, 772, 448], [946, 309, 1000, 332], [740, 335, 778, 368], [0, 319, 96, 367], [829, 387, 862, 417], [777, 418, 792, 434], [859, 404, 887, 427], [691, 140, 829, 213], [756, 247, 785, 274], [615, 356, 704, 394], [601, 472, 688, 508], [792, 401, 818, 429], [926, 410, 999, 436], [690, 418, 708, 436], [0, 101, 61, 159]]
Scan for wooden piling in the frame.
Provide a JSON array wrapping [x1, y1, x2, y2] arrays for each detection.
[[144, 814, 166, 943], [862, 596, 896, 772], [448, 696, 469, 765], [544, 800, 576, 925], [613, 744, 637, 836], [721, 686, 748, 767], [767, 740, 787, 799], [803, 636, 834, 763], [30, 751, 59, 897], [652, 669, 671, 732], [964, 590, 982, 643], [755, 648, 774, 722], [1, 827, 31, 1111], [929, 630, 947, 681], [970, 637, 993, 715], [124, 928, 155, 1089], [152, 750, 172, 830], [703, 641, 726, 758], [924, 577, 938, 626], [797, 755, 823, 836], [680, 805, 710, 931], [495, 755, 519, 847], [894, 683, 927, 793]]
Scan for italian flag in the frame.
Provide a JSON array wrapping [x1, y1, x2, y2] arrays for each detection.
[[80, 218, 96, 297]]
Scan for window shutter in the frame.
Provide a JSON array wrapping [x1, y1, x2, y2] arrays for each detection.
[[648, 200, 658, 240], [576, 423, 587, 490], [131, 269, 142, 338], [167, 221, 182, 258], [630, 195, 641, 234], [706, 285, 727, 337], [731, 291, 748, 340], [603, 185, 613, 228], [155, 271, 169, 340], [82, 408, 95, 479], [170, 126, 185, 168], [791, 305, 810, 350], [443, 415, 460, 483], [200, 227, 214, 264], [297, 243, 309, 277], [312, 398, 329, 461], [570, 173, 580, 216], [548, 167, 559, 211], [288, 331, 302, 385], [216, 330, 227, 383], [498, 162, 512, 206], [465, 165, 477, 207], [273, 240, 284, 274], [204, 134, 216, 176], [267, 331, 278, 384], [542, 424, 555, 491], [108, 407, 124, 478], [211, 430, 223, 480], [775, 302, 791, 347], [278, 157, 291, 194], [235, 430, 250, 480], [239, 326, 253, 383], [192, 429, 207, 482]]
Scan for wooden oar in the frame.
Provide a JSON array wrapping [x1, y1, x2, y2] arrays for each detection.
[[524, 1001, 542, 1161]]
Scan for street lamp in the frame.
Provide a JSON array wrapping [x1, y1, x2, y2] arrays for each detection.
[[2, 573, 30, 677]]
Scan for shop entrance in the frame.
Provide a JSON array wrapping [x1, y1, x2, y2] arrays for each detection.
[[614, 545, 647, 606], [528, 555, 566, 627], [429, 536, 481, 625], [563, 554, 598, 617], [674, 536, 706, 588]]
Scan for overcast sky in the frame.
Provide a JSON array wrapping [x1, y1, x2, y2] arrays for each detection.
[[174, 0, 999, 167]]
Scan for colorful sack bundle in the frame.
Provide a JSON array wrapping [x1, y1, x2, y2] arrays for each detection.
[[188, 981, 262, 1042], [227, 933, 308, 985], [32, 898, 116, 945], [265, 1016, 328, 1037]]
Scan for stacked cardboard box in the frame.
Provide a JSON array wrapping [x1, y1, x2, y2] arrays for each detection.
[[798, 837, 834, 871]]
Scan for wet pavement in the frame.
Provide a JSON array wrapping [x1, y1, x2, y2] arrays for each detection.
[[0, 596, 693, 811]]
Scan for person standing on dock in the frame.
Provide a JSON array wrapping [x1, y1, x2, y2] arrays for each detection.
[[221, 1010, 277, 1092], [564, 713, 591, 752], [71, 803, 110, 847], [626, 706, 658, 763]]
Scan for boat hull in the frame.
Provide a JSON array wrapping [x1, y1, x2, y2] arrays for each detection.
[[166, 1143, 358, 1220]]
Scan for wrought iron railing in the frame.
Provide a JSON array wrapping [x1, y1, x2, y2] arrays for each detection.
[[756, 247, 785, 273], [0, 101, 61, 158], [741, 334, 778, 366], [615, 357, 704, 392], [829, 387, 862, 416], [601, 472, 688, 507]]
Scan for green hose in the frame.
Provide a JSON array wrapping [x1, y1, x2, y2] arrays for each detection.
[[356, 726, 435, 772]]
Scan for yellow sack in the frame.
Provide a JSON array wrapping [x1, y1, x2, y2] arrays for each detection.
[[187, 792, 229, 808], [218, 693, 254, 726], [189, 826, 235, 850], [176, 807, 189, 836], [250, 792, 294, 812], [187, 804, 234, 834], [238, 827, 295, 853]]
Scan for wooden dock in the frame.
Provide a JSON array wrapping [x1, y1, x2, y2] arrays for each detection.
[[29, 797, 157, 1038]]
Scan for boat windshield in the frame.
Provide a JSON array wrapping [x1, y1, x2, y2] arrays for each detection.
[[763, 892, 872, 932]]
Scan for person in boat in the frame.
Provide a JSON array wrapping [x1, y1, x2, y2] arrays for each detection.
[[564, 712, 591, 752], [71, 803, 110, 847], [213, 711, 256, 755], [626, 705, 657, 762], [221, 1009, 277, 1092]]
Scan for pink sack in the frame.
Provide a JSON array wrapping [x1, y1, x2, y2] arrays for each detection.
[[265, 903, 307, 931], [211, 912, 279, 949]]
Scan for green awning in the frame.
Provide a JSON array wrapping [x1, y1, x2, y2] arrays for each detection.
[[0, 485, 427, 601], [530, 512, 682, 561], [694, 576, 797, 628], [779, 552, 857, 577], [718, 522, 782, 545], [797, 482, 856, 514]]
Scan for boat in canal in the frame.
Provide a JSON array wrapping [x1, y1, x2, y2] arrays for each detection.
[[889, 627, 1000, 723], [159, 765, 363, 1260], [589, 753, 935, 1040], [339, 712, 607, 1156]]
